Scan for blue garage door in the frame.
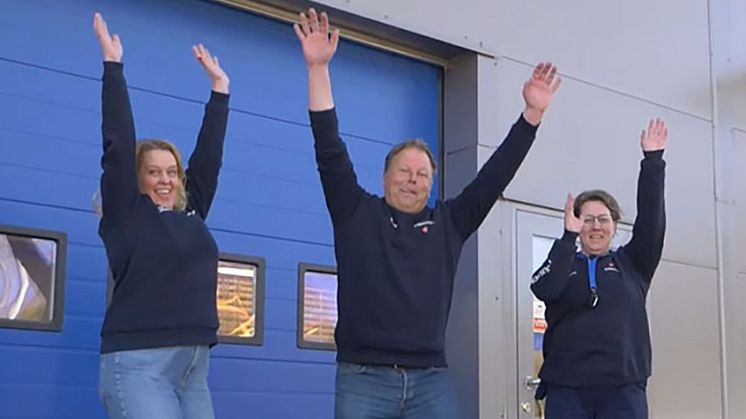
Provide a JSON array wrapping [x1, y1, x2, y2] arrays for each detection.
[[0, 0, 441, 418]]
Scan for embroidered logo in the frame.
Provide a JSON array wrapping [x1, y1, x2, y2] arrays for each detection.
[[603, 261, 620, 273], [413, 220, 434, 234]]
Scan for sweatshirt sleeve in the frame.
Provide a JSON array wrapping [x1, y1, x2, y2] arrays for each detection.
[[446, 114, 538, 241], [530, 230, 579, 302], [184, 91, 230, 219], [99, 62, 140, 225], [621, 150, 666, 282], [309, 108, 368, 225]]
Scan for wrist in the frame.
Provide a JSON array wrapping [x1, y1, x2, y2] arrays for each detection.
[[561, 229, 579, 242], [211, 79, 229, 94], [522, 107, 544, 126], [307, 63, 330, 73]]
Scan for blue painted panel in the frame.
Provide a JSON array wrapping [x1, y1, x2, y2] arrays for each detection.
[[0, 0, 440, 418], [212, 392, 334, 419], [0, 384, 105, 419], [208, 357, 335, 392], [0, 200, 100, 246], [0, 346, 100, 387]]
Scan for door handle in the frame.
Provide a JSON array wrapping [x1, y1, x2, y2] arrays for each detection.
[[525, 376, 541, 389]]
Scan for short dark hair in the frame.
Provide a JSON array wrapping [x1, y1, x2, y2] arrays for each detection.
[[573, 189, 622, 222], [383, 139, 437, 174]]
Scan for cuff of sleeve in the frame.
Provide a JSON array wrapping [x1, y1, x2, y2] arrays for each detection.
[[209, 90, 230, 105], [561, 230, 579, 243], [103, 61, 124, 78], [310, 108, 338, 127], [517, 113, 540, 135], [643, 149, 664, 160]]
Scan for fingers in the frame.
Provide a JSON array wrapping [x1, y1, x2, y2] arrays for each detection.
[[641, 118, 669, 150], [299, 12, 311, 36], [93, 12, 106, 36], [532, 63, 544, 80], [539, 62, 553, 80], [193, 44, 221, 70], [564, 193, 575, 214], [645, 118, 667, 136], [193, 44, 208, 62], [531, 62, 560, 87], [296, 8, 337, 49], [550, 75, 562, 93], [320, 12, 330, 34], [93, 12, 112, 44], [293, 23, 305, 41], [656, 118, 668, 136], [309, 8, 321, 33], [545, 65, 557, 85]]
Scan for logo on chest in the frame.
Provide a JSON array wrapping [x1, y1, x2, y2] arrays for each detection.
[[603, 261, 620, 273], [413, 220, 435, 234]]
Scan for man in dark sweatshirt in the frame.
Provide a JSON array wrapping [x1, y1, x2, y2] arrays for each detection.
[[294, 8, 561, 419]]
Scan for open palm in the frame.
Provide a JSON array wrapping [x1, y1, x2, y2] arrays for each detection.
[[641, 118, 668, 152], [193, 43, 229, 94], [523, 63, 561, 113], [294, 8, 339, 67], [564, 193, 583, 233]]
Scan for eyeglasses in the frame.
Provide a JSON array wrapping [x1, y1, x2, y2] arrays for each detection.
[[582, 215, 613, 226]]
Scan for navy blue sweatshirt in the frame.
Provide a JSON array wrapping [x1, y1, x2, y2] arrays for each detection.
[[310, 109, 538, 367], [531, 151, 666, 387], [98, 62, 229, 354]]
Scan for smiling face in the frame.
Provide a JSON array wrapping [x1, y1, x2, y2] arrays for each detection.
[[578, 200, 616, 256], [137, 149, 180, 209], [383, 147, 434, 214]]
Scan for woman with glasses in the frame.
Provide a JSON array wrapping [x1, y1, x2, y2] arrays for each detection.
[[530, 119, 668, 419]]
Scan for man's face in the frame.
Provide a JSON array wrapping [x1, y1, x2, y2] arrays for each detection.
[[383, 147, 433, 214]]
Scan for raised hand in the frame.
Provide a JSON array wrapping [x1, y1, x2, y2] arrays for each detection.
[[522, 62, 562, 126], [193, 44, 229, 94], [564, 193, 583, 233], [641, 118, 668, 152], [294, 8, 340, 68], [93, 13, 123, 63]]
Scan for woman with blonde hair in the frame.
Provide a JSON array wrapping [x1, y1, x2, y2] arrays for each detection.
[[93, 12, 230, 419]]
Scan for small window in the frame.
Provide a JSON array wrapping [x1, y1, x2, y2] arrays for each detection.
[[216, 254, 265, 345], [297, 263, 337, 351], [0, 224, 67, 331]]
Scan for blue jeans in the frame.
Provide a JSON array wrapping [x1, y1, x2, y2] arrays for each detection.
[[98, 346, 214, 419], [334, 362, 461, 419], [544, 382, 648, 419]]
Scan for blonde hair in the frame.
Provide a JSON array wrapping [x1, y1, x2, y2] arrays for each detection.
[[135, 139, 188, 211]]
